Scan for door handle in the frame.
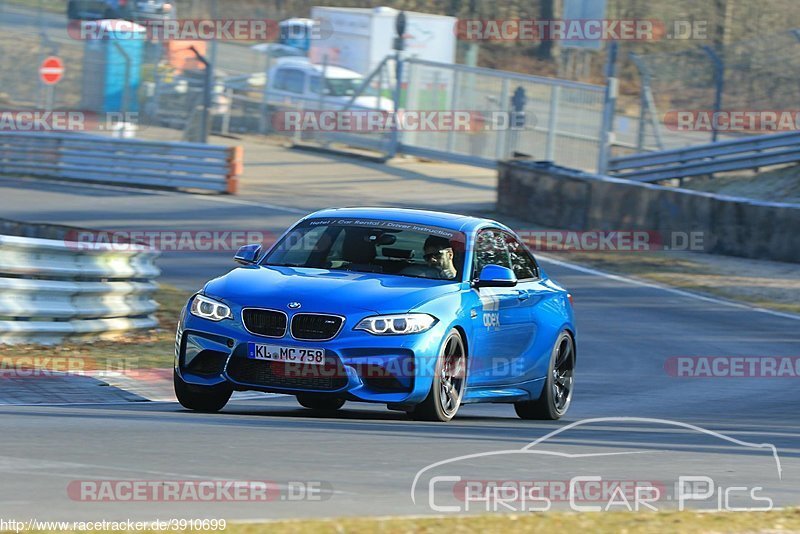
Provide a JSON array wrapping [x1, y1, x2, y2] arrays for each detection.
[[516, 290, 530, 301]]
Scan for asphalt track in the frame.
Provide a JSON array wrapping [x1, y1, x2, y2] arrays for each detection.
[[0, 174, 798, 521]]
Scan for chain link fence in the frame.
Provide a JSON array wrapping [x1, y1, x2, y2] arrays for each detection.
[[0, 2, 606, 170], [401, 59, 604, 170]]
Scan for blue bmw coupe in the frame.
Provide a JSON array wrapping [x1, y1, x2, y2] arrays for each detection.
[[174, 207, 576, 422]]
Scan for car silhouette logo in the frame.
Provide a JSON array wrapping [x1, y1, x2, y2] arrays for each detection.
[[288, 302, 301, 309]]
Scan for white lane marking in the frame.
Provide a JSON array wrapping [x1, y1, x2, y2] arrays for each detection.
[[538, 254, 800, 322]]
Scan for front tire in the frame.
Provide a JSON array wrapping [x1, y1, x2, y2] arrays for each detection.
[[408, 329, 467, 422], [515, 331, 575, 420], [296, 394, 345, 411], [173, 370, 232, 412]]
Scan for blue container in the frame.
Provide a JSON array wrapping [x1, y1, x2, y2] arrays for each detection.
[[81, 20, 145, 113]]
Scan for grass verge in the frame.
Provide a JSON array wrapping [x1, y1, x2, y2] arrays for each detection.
[[25, 508, 800, 533], [548, 249, 800, 315]]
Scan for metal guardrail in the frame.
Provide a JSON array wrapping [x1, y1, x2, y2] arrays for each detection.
[[0, 232, 161, 345], [608, 131, 800, 182], [0, 131, 243, 193]]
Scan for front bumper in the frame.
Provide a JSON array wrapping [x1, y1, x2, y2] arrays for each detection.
[[175, 303, 447, 405]]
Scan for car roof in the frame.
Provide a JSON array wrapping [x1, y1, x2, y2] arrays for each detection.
[[303, 207, 509, 234]]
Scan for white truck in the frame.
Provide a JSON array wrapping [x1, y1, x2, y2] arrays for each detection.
[[309, 6, 457, 76]]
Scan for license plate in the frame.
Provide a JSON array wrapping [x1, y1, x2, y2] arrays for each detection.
[[247, 343, 325, 365]]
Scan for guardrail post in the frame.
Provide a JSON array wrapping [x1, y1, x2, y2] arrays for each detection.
[[597, 41, 619, 175], [226, 146, 243, 194]]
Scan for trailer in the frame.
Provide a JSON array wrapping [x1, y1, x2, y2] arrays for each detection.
[[309, 6, 457, 76]]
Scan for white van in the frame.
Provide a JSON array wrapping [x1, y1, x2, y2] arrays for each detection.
[[267, 59, 394, 112]]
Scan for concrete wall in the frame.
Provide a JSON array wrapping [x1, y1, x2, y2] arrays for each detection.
[[497, 161, 800, 263]]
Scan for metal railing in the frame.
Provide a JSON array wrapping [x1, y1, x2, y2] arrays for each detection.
[[400, 58, 606, 171], [209, 56, 606, 171], [0, 131, 243, 193], [0, 227, 160, 345], [608, 130, 800, 182]]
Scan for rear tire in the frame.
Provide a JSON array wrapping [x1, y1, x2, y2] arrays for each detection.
[[173, 370, 232, 412], [296, 394, 345, 411], [515, 331, 574, 420], [408, 329, 467, 422]]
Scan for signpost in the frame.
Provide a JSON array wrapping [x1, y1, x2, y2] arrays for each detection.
[[39, 56, 64, 111]]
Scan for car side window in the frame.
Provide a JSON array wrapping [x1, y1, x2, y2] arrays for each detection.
[[283, 69, 306, 94], [504, 233, 539, 280], [472, 229, 512, 279], [272, 69, 288, 91], [309, 76, 322, 94]]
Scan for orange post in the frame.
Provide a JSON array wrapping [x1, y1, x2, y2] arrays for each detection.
[[225, 145, 244, 194]]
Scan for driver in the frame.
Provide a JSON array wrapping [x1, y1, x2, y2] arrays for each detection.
[[423, 236, 457, 280]]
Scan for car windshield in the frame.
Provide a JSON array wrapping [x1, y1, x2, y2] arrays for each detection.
[[263, 219, 466, 281], [309, 76, 377, 97]]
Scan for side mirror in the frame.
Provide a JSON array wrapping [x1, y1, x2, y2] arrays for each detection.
[[474, 264, 517, 288], [234, 243, 262, 265]]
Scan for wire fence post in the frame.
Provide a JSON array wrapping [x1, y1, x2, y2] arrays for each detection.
[[597, 41, 618, 174], [189, 46, 211, 144], [259, 52, 273, 134], [388, 11, 406, 159], [702, 45, 725, 143]]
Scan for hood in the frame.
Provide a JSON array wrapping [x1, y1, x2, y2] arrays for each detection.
[[204, 265, 458, 314], [352, 95, 395, 112]]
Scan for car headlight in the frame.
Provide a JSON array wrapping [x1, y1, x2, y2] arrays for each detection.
[[190, 294, 232, 321], [354, 313, 437, 335]]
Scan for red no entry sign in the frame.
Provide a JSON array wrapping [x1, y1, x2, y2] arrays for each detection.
[[39, 56, 64, 85]]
